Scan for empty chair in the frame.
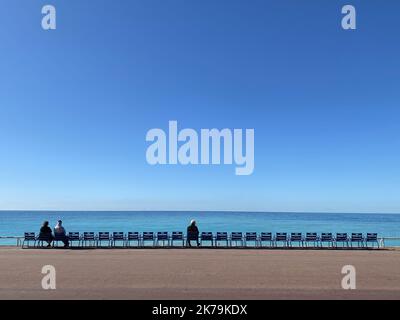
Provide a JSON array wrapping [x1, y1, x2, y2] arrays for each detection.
[[274, 233, 288, 247], [171, 231, 184, 247], [22, 232, 36, 248], [156, 232, 169, 246], [230, 232, 243, 247], [350, 233, 364, 248], [67, 232, 80, 247], [112, 232, 125, 247], [97, 232, 111, 247], [320, 233, 334, 248], [126, 232, 140, 247], [365, 233, 379, 248], [215, 232, 229, 247], [142, 232, 155, 246], [304, 233, 319, 248], [81, 232, 96, 247], [244, 232, 258, 247], [200, 232, 213, 246], [289, 233, 303, 247], [259, 232, 273, 247], [335, 233, 349, 248]]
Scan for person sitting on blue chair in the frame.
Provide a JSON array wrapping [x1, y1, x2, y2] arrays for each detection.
[[39, 221, 54, 247], [187, 219, 200, 247], [54, 220, 69, 248]]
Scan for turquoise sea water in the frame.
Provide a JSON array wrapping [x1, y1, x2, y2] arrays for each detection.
[[0, 211, 399, 246]]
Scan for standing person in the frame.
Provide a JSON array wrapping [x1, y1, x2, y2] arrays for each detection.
[[187, 220, 200, 247], [54, 220, 69, 248], [39, 221, 54, 247]]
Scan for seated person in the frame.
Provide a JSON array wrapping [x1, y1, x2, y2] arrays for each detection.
[[39, 221, 54, 247], [187, 219, 200, 247], [54, 220, 69, 248]]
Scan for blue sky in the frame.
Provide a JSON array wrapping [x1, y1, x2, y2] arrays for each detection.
[[0, 0, 399, 213]]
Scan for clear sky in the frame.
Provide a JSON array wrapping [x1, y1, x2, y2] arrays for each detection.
[[0, 0, 399, 213]]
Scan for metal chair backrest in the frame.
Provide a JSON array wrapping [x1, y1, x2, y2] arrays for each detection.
[[68, 232, 80, 241], [231, 232, 243, 241], [336, 233, 348, 241], [142, 232, 154, 240], [321, 233, 333, 241], [24, 232, 36, 241], [172, 232, 183, 240], [113, 232, 124, 240], [98, 232, 110, 240], [201, 232, 213, 241], [216, 232, 228, 241], [275, 233, 287, 241], [260, 232, 272, 241], [290, 233, 302, 241], [245, 232, 257, 241], [127, 232, 139, 240], [305, 233, 318, 241], [351, 233, 363, 241], [366, 233, 378, 241], [83, 232, 95, 240], [157, 232, 169, 241]]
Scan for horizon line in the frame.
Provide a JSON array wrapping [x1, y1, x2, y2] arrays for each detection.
[[0, 209, 399, 215]]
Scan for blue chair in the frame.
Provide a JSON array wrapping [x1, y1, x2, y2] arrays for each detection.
[[244, 232, 258, 247], [365, 233, 379, 248], [171, 232, 184, 247], [81, 232, 96, 247], [335, 233, 349, 248], [200, 232, 213, 246], [156, 232, 169, 246], [289, 233, 303, 247], [230, 232, 243, 247], [320, 233, 334, 248], [22, 232, 36, 248], [97, 232, 111, 247], [112, 232, 125, 247], [274, 233, 288, 247], [186, 231, 200, 247], [36, 234, 53, 248], [259, 232, 273, 247], [215, 232, 229, 247], [142, 232, 155, 246], [53, 233, 69, 248], [304, 233, 319, 248], [67, 232, 80, 247], [350, 233, 364, 248], [126, 232, 140, 247]]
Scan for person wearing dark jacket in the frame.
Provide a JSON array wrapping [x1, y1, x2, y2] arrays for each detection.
[[187, 220, 200, 247], [39, 221, 54, 247]]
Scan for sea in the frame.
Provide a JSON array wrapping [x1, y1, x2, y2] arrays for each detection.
[[0, 211, 399, 246]]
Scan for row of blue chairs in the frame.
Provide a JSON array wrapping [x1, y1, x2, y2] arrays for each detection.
[[22, 232, 380, 248]]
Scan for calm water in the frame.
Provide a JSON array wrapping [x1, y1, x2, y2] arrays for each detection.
[[0, 211, 399, 246]]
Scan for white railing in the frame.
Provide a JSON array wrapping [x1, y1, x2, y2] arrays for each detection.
[[1, 236, 400, 248], [0, 236, 24, 246], [380, 237, 400, 248]]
